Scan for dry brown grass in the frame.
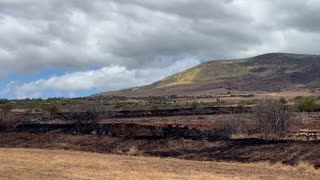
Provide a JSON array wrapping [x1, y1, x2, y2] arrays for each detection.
[[0, 148, 319, 180], [126, 146, 142, 156], [231, 133, 280, 140], [254, 161, 318, 174], [285, 135, 318, 141], [296, 161, 317, 173]]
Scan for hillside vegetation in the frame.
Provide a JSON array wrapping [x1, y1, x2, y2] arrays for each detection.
[[103, 53, 320, 96]]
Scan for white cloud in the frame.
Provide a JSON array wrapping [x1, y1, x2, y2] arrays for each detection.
[[1, 0, 320, 98], [6, 58, 200, 98], [0, 0, 319, 77]]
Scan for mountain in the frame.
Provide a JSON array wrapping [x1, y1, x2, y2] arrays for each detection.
[[100, 53, 320, 96]]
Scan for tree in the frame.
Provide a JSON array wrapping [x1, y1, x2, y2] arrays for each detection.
[[254, 98, 298, 137]]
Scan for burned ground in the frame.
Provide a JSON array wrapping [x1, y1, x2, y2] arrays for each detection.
[[0, 131, 320, 169], [1, 108, 320, 169], [16, 106, 251, 123]]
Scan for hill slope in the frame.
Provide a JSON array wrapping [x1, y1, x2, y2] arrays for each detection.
[[102, 53, 320, 96]]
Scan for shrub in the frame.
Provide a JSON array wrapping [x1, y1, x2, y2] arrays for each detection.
[[45, 105, 59, 115], [190, 102, 199, 109], [294, 96, 317, 112], [254, 98, 298, 137], [296, 161, 316, 172], [1, 104, 13, 113], [215, 114, 249, 138], [0, 110, 20, 131], [34, 109, 42, 113], [64, 103, 106, 134]]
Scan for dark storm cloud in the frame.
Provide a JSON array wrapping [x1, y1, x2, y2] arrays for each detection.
[[0, 0, 320, 77], [115, 0, 250, 21], [280, 1, 320, 32]]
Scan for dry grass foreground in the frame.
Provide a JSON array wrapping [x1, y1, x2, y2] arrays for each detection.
[[0, 149, 319, 180]]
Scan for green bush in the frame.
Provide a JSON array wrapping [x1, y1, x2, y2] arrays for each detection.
[[294, 96, 317, 112]]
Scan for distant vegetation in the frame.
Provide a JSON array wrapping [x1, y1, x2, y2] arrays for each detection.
[[0, 95, 252, 112], [0, 94, 319, 113], [294, 96, 318, 112]]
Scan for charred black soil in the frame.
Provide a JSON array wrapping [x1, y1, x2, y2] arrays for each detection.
[[1, 123, 320, 169]]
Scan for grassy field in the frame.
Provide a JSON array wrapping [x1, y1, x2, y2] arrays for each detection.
[[0, 148, 319, 180]]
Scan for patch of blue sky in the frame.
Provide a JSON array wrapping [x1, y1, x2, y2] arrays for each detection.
[[0, 66, 102, 99]]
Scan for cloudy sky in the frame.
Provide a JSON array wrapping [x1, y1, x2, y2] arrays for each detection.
[[0, 0, 319, 99]]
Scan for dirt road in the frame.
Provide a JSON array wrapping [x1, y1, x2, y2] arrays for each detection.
[[0, 148, 318, 180]]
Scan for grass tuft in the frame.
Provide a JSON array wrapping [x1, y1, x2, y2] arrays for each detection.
[[127, 146, 142, 156], [296, 161, 317, 173]]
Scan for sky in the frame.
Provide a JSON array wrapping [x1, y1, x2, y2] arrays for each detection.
[[0, 0, 320, 99]]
